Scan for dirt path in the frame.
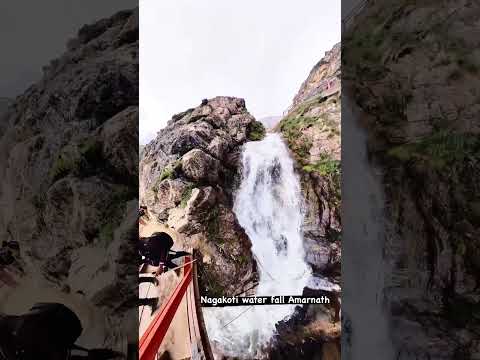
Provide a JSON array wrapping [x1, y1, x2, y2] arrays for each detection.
[[139, 222, 191, 359]]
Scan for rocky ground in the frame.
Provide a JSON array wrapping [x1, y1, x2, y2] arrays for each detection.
[[139, 96, 265, 297], [0, 9, 138, 354], [343, 0, 480, 358]]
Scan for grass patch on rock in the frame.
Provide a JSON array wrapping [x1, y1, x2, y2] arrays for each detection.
[[279, 114, 318, 164], [180, 184, 195, 208], [159, 168, 174, 182], [387, 132, 479, 170], [51, 155, 76, 183], [50, 140, 106, 182], [247, 120, 266, 141], [303, 154, 340, 177], [206, 206, 223, 244], [152, 160, 182, 193]]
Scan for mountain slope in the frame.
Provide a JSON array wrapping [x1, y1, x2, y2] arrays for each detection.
[[0, 9, 138, 352]]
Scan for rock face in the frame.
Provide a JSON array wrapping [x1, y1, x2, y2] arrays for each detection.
[[278, 43, 341, 281], [269, 297, 340, 360], [270, 43, 342, 359], [290, 43, 341, 111], [343, 1, 480, 359], [0, 9, 138, 353], [140, 96, 264, 296]]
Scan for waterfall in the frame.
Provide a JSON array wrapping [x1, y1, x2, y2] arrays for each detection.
[[204, 133, 311, 359]]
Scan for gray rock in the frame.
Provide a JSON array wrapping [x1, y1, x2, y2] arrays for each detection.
[[182, 149, 221, 184]]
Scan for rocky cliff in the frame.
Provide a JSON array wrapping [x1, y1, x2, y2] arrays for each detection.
[[278, 43, 341, 283], [139, 97, 265, 297], [343, 1, 480, 358], [0, 9, 138, 353], [270, 43, 342, 360], [290, 43, 341, 111]]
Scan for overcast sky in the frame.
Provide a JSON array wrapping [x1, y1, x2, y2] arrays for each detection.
[[0, 1, 136, 99], [140, 0, 340, 144]]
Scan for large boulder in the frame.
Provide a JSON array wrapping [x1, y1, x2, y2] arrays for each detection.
[[139, 96, 262, 200], [181, 149, 222, 184], [140, 96, 261, 297]]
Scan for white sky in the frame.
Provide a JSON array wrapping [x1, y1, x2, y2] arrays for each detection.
[[140, 0, 340, 144]]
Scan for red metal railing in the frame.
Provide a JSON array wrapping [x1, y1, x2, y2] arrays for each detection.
[[139, 256, 193, 360]]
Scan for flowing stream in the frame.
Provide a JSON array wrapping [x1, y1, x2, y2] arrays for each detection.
[[204, 133, 311, 358]]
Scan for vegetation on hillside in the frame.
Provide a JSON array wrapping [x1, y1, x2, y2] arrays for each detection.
[[279, 93, 340, 166], [247, 120, 266, 141]]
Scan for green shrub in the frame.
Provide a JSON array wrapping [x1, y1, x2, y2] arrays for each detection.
[[387, 132, 479, 170], [159, 168, 174, 182], [279, 115, 320, 164], [292, 139, 313, 164], [303, 154, 340, 177], [51, 140, 107, 182], [237, 254, 249, 266], [303, 154, 341, 209], [180, 185, 195, 208], [152, 166, 176, 194], [248, 121, 266, 141], [51, 155, 75, 182]]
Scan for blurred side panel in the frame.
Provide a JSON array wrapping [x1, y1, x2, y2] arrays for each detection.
[[342, 0, 480, 359], [0, 1, 139, 358]]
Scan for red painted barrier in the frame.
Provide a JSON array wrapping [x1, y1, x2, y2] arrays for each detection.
[[139, 256, 193, 360]]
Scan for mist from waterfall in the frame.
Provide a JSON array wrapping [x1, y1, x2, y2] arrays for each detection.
[[204, 133, 311, 359]]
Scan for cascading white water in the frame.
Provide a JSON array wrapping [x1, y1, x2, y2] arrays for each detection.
[[204, 133, 311, 359]]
